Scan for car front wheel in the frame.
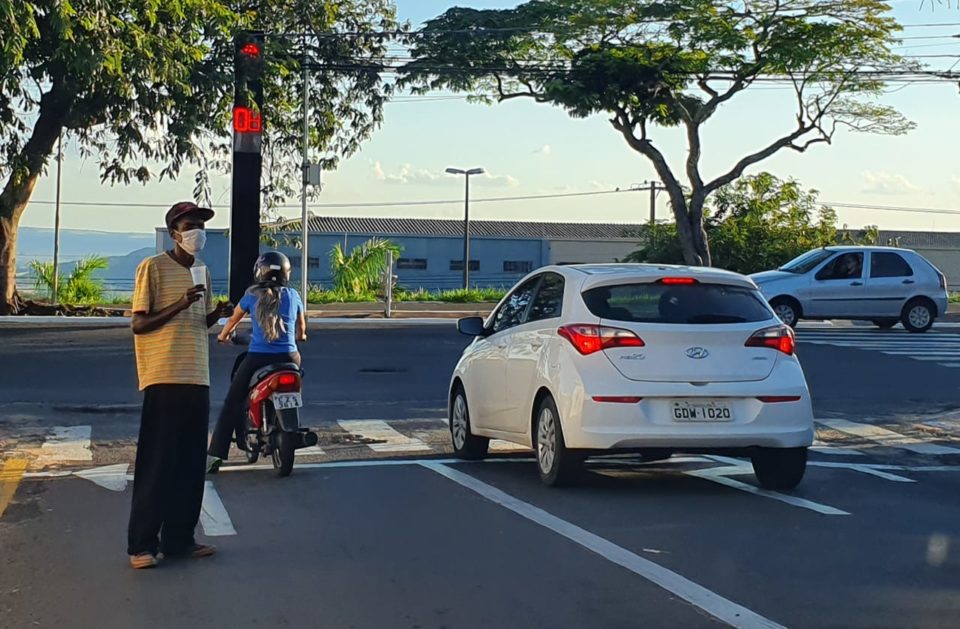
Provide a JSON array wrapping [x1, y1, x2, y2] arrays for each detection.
[[535, 396, 583, 487], [751, 447, 807, 490], [450, 387, 489, 460]]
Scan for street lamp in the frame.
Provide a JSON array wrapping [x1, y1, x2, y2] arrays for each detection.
[[446, 167, 484, 289]]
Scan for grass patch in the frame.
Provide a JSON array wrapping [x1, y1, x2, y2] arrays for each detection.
[[306, 287, 507, 305], [950, 292, 959, 304]]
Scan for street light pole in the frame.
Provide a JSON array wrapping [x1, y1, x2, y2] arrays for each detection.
[[52, 132, 63, 305], [300, 37, 310, 302], [446, 167, 484, 290]]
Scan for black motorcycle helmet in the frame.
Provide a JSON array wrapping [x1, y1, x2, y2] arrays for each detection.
[[253, 251, 292, 286]]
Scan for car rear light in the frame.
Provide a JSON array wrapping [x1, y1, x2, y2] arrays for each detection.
[[592, 396, 643, 404], [745, 325, 795, 355], [938, 272, 947, 291], [659, 277, 698, 285], [756, 396, 801, 403], [558, 324, 644, 355]]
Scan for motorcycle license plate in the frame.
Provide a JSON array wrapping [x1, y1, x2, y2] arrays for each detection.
[[671, 400, 732, 422], [272, 393, 303, 410]]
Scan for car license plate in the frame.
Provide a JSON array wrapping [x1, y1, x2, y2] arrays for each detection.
[[272, 393, 303, 410], [671, 400, 732, 422]]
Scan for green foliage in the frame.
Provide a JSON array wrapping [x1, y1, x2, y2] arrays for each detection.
[[329, 238, 402, 296], [28, 255, 109, 304], [625, 173, 875, 275], [306, 286, 507, 304], [402, 1, 915, 265]]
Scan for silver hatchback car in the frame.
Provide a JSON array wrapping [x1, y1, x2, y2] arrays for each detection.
[[750, 246, 949, 333]]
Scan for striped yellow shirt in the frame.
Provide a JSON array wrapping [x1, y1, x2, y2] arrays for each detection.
[[132, 253, 215, 391]]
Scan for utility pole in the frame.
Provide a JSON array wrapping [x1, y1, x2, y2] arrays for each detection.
[[52, 133, 63, 305], [647, 181, 667, 225], [300, 36, 310, 302]]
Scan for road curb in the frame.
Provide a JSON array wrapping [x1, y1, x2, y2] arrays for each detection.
[[0, 316, 461, 328]]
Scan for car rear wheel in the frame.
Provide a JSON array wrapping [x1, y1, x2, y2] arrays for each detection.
[[450, 388, 489, 460], [535, 396, 583, 487], [751, 447, 807, 490], [872, 319, 898, 330], [901, 299, 935, 333], [770, 297, 800, 328]]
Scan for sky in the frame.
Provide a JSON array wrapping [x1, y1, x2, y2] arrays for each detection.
[[18, 0, 960, 236]]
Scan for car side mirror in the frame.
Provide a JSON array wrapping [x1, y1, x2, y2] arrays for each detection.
[[457, 316, 487, 337]]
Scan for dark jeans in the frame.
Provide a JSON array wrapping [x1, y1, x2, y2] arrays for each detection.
[[127, 384, 209, 556], [207, 351, 300, 460]]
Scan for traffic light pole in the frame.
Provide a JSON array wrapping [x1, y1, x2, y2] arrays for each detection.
[[229, 31, 265, 304]]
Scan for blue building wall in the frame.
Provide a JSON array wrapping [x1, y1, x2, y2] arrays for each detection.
[[160, 229, 547, 293]]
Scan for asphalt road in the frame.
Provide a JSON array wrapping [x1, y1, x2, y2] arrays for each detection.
[[2, 323, 959, 628]]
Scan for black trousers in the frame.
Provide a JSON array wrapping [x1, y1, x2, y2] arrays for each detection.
[[127, 384, 209, 556], [207, 351, 300, 460]]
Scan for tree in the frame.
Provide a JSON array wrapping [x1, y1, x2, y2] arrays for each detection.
[[0, 0, 398, 314], [625, 172, 870, 274], [401, 0, 915, 266], [329, 237, 402, 296]]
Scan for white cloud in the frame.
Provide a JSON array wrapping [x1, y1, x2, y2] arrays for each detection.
[[372, 162, 519, 188], [861, 171, 921, 196], [951, 176, 960, 194], [535, 144, 553, 156]]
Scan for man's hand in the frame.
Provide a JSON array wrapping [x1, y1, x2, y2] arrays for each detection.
[[177, 286, 205, 311], [215, 300, 234, 317]]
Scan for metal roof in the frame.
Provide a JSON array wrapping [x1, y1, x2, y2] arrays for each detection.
[[270, 216, 643, 241]]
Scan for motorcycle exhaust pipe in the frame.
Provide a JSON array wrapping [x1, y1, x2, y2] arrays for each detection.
[[299, 431, 319, 449]]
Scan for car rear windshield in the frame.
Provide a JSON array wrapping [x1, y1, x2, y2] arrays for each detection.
[[780, 249, 834, 274], [582, 282, 774, 324]]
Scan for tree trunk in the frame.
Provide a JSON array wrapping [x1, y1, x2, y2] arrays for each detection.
[[0, 86, 70, 315], [0, 215, 24, 315], [687, 192, 712, 267]]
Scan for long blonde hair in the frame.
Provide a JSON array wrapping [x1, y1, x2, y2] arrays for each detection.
[[251, 285, 286, 342]]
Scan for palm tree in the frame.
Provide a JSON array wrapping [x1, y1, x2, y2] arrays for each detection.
[[329, 238, 402, 296], [28, 255, 109, 304]]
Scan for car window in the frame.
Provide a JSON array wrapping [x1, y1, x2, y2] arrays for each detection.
[[870, 252, 914, 279], [816, 252, 864, 281], [582, 282, 773, 324], [491, 278, 540, 334], [780, 248, 834, 274], [527, 273, 564, 323]]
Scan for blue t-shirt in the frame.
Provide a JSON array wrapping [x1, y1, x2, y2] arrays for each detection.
[[238, 287, 304, 354]]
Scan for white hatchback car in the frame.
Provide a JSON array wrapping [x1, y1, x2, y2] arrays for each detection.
[[751, 246, 949, 332], [450, 264, 815, 488]]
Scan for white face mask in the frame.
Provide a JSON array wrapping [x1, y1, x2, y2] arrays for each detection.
[[178, 229, 207, 254]]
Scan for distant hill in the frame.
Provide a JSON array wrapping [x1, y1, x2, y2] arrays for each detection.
[[16, 227, 154, 267]]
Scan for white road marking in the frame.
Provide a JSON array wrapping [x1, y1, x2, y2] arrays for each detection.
[[685, 466, 850, 516], [295, 445, 325, 457], [200, 481, 236, 537], [807, 462, 915, 483], [337, 420, 431, 453], [422, 461, 786, 629], [489, 439, 530, 452], [74, 464, 129, 491], [817, 419, 960, 455], [34, 426, 93, 466], [811, 440, 866, 456]]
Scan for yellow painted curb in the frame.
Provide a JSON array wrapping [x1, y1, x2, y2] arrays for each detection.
[[0, 460, 29, 519]]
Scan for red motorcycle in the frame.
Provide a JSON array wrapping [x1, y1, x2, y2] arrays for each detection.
[[230, 334, 318, 476]]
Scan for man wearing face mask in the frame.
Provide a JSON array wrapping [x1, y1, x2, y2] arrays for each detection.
[[127, 201, 225, 569]]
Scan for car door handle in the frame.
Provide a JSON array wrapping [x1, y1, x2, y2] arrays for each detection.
[[902, 279, 915, 285], [850, 281, 863, 286]]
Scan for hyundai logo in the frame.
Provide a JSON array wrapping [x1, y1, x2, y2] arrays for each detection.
[[685, 347, 710, 360]]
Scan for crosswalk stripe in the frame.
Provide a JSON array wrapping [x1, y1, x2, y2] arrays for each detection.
[[35, 426, 92, 466], [811, 440, 866, 456], [337, 420, 431, 453], [817, 419, 960, 455], [295, 446, 326, 457]]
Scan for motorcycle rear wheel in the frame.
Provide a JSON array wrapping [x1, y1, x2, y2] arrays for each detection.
[[271, 432, 296, 477]]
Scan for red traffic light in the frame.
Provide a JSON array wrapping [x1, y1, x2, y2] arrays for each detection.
[[240, 42, 261, 57]]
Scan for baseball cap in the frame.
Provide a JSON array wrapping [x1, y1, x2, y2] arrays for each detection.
[[165, 201, 215, 229]]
